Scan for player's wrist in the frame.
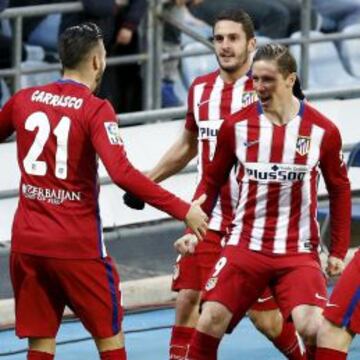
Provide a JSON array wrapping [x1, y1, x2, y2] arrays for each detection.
[[329, 251, 346, 261]]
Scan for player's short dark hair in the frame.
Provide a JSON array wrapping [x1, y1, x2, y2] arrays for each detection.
[[213, 9, 255, 41], [253, 44, 305, 99], [253, 44, 297, 76], [58, 22, 103, 70]]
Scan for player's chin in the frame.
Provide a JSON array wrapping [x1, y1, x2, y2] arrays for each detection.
[[219, 62, 238, 73]]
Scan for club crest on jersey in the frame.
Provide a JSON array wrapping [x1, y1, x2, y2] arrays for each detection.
[[241, 91, 257, 107], [205, 277, 218, 291], [173, 263, 180, 281], [296, 136, 311, 156], [104, 122, 122, 145]]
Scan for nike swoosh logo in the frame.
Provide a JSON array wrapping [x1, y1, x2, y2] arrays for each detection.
[[326, 302, 339, 308], [315, 293, 328, 301], [243, 140, 260, 148], [197, 99, 213, 107], [257, 296, 273, 303]]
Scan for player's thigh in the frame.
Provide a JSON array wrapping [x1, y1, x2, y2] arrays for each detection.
[[55, 256, 123, 339], [323, 252, 360, 334], [10, 253, 65, 338], [273, 259, 327, 321], [202, 247, 271, 333]]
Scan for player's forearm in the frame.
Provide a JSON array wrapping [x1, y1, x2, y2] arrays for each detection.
[[148, 142, 197, 183], [112, 159, 190, 220], [328, 183, 351, 259]]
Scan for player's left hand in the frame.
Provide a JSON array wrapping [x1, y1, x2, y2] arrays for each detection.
[[174, 233, 199, 255], [116, 28, 133, 45], [123, 192, 145, 210], [326, 256, 344, 277]]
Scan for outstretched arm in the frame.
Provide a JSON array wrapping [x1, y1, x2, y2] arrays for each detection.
[[88, 101, 208, 237], [320, 125, 351, 267]]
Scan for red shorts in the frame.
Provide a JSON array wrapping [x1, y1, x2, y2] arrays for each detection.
[[202, 246, 327, 332], [172, 230, 278, 311], [323, 250, 360, 334], [172, 229, 221, 292], [10, 252, 123, 339]]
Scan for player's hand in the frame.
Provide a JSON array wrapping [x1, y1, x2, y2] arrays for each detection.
[[185, 194, 208, 240], [123, 192, 145, 210], [174, 233, 199, 255], [326, 256, 344, 277], [116, 28, 133, 45]]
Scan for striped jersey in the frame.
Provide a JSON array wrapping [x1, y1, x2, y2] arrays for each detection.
[[198, 101, 351, 258], [185, 69, 256, 233]]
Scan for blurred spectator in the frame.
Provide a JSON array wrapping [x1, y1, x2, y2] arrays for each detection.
[[61, 0, 147, 113], [0, 0, 27, 105], [189, 0, 290, 38], [103, 0, 147, 113], [10, 0, 52, 44], [313, 0, 360, 32], [162, 0, 203, 108], [0, 0, 8, 12], [189, 0, 317, 38], [60, 0, 116, 49]]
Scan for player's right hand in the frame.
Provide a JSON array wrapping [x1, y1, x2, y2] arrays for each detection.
[[326, 256, 344, 277], [185, 194, 208, 240], [174, 234, 199, 255], [123, 192, 145, 210]]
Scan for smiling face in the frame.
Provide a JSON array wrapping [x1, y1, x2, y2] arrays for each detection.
[[213, 20, 255, 75], [252, 59, 296, 111]]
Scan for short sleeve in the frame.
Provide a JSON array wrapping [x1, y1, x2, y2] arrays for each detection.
[[184, 82, 198, 133]]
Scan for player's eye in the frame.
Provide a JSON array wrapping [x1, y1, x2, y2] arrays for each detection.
[[228, 34, 238, 42], [213, 35, 223, 43]]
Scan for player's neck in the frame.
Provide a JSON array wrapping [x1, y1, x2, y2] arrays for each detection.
[[62, 71, 92, 91], [219, 61, 251, 84], [264, 95, 300, 126]]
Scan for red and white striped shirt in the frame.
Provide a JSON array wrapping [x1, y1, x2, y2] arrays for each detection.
[[197, 101, 351, 258], [185, 70, 256, 233]]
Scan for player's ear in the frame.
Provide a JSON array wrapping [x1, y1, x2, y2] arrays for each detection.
[[248, 37, 256, 53], [92, 51, 100, 72]]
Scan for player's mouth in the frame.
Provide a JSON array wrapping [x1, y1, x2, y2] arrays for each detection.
[[220, 53, 234, 61], [259, 95, 271, 106]]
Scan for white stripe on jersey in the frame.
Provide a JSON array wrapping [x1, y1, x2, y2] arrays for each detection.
[[228, 181, 249, 245], [230, 76, 247, 113], [193, 82, 206, 181], [228, 120, 249, 245], [298, 124, 325, 252], [273, 116, 302, 254], [207, 76, 224, 165], [249, 116, 274, 251], [208, 75, 224, 119]]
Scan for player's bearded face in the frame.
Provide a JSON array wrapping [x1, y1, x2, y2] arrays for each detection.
[[94, 42, 106, 93], [94, 60, 105, 91], [213, 21, 251, 74]]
